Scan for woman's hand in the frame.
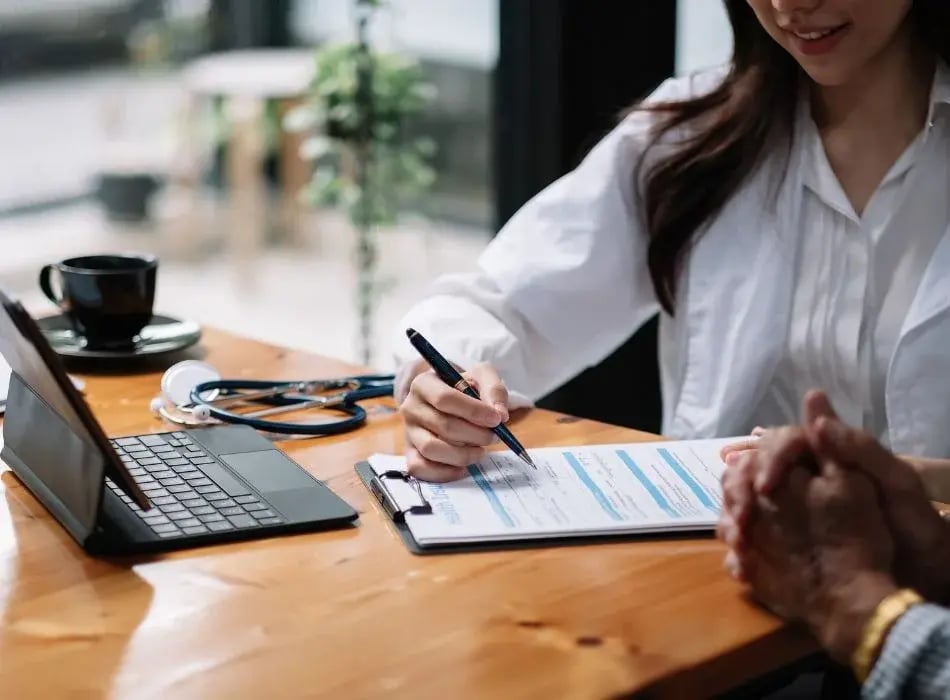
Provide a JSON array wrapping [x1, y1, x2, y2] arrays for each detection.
[[399, 361, 509, 482]]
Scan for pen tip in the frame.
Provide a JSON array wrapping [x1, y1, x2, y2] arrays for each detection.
[[406, 328, 417, 339], [521, 452, 537, 469]]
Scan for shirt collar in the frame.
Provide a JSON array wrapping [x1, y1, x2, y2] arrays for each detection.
[[928, 59, 950, 122], [933, 59, 950, 102]]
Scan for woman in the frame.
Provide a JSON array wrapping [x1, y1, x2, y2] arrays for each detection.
[[395, 0, 950, 482]]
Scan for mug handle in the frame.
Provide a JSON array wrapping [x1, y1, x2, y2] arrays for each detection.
[[39, 264, 64, 307]]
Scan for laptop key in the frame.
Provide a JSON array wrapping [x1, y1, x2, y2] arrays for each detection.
[[128, 467, 147, 477], [219, 506, 245, 517], [204, 492, 229, 502], [152, 470, 176, 480], [159, 476, 185, 487], [175, 517, 203, 529], [141, 435, 167, 447], [150, 495, 176, 506], [172, 431, 189, 440], [180, 498, 207, 508], [242, 502, 266, 512], [227, 514, 258, 529], [207, 520, 234, 532], [191, 505, 216, 516], [152, 444, 174, 454], [136, 457, 162, 466], [152, 523, 179, 533], [159, 503, 186, 514], [168, 510, 195, 521], [214, 498, 238, 509], [251, 509, 278, 520], [198, 513, 225, 523], [115, 437, 142, 447], [143, 513, 170, 524], [195, 484, 220, 494], [143, 488, 170, 498], [165, 458, 189, 468], [234, 495, 262, 505], [136, 476, 158, 488], [257, 517, 283, 525], [187, 477, 213, 487], [189, 456, 215, 465], [182, 525, 209, 536], [167, 484, 193, 495], [158, 530, 183, 538]]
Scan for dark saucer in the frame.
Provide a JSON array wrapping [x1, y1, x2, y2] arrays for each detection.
[[37, 313, 202, 359]]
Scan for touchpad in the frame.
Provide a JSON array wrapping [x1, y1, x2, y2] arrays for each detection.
[[219, 450, 318, 493]]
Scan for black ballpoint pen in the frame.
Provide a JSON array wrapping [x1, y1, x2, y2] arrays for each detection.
[[406, 328, 537, 469]]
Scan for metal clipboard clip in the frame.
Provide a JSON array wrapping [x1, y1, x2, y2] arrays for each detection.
[[368, 470, 433, 523]]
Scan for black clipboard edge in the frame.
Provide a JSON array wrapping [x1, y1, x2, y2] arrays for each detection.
[[355, 462, 714, 556]]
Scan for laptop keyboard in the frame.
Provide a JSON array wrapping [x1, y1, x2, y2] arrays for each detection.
[[105, 431, 284, 539]]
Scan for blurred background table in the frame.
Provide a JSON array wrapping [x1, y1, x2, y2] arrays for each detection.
[[179, 49, 316, 281]]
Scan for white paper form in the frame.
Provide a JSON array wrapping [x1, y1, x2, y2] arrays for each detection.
[[369, 437, 739, 546]]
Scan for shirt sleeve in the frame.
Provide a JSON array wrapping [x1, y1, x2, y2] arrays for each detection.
[[392, 70, 725, 403], [863, 603, 950, 700]]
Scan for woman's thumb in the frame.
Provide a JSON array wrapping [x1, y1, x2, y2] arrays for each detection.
[[471, 364, 509, 422]]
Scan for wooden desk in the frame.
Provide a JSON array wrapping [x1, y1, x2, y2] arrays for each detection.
[[0, 330, 815, 698]]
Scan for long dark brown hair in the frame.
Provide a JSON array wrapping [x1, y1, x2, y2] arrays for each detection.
[[640, 0, 950, 315]]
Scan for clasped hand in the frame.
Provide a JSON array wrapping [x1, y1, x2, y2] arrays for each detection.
[[717, 391, 950, 661]]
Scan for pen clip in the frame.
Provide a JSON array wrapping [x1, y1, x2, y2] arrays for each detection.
[[369, 470, 433, 523]]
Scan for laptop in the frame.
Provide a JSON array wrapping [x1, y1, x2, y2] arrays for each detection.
[[0, 288, 358, 554]]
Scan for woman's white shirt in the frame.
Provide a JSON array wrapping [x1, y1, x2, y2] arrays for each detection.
[[758, 65, 950, 444], [393, 64, 950, 457]]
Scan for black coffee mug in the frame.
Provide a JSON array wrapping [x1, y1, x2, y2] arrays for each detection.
[[39, 254, 158, 349]]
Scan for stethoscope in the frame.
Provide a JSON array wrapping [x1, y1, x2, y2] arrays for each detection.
[[150, 360, 395, 436]]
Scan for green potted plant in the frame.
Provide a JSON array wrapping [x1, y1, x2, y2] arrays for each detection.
[[288, 0, 438, 365]]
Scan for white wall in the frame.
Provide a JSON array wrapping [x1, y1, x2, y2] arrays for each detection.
[[676, 0, 733, 74], [291, 0, 498, 69]]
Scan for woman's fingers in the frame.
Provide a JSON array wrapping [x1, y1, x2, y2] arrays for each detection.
[[410, 371, 501, 427], [406, 447, 470, 483], [410, 402, 498, 447], [406, 425, 485, 468]]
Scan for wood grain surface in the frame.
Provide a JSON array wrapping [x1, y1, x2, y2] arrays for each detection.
[[0, 329, 815, 698]]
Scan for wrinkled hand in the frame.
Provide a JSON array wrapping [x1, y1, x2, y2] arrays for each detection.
[[399, 361, 507, 482], [721, 390, 950, 602], [724, 455, 898, 662]]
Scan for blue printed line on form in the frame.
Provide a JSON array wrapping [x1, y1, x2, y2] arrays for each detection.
[[657, 448, 718, 514], [467, 465, 516, 528], [563, 453, 622, 521], [616, 450, 680, 519]]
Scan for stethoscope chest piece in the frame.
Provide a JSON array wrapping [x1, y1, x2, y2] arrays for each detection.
[[161, 360, 221, 405]]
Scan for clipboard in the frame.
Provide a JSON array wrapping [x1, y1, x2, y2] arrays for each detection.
[[355, 461, 709, 555]]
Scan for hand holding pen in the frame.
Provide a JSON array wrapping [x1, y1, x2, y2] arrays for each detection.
[[399, 328, 536, 482]]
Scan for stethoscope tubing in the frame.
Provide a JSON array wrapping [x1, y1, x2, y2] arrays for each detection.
[[176, 375, 395, 436]]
